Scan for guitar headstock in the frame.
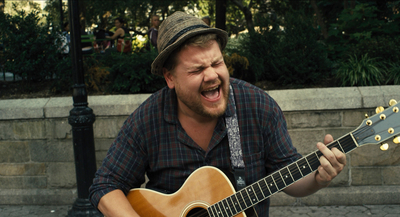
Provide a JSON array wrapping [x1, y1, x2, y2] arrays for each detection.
[[353, 99, 400, 149]]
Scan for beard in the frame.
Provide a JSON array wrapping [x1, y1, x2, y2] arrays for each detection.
[[175, 80, 230, 119]]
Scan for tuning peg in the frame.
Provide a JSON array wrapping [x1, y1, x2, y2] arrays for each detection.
[[389, 99, 397, 106], [380, 143, 389, 151], [394, 136, 400, 144], [365, 113, 369, 118], [376, 106, 385, 114]]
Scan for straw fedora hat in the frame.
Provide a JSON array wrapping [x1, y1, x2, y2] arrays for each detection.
[[151, 11, 229, 76]]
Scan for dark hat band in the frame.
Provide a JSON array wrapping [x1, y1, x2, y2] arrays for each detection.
[[164, 24, 210, 49]]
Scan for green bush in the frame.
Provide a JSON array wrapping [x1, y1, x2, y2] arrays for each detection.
[[349, 36, 400, 64], [227, 9, 331, 86], [0, 5, 64, 85], [327, 3, 400, 62], [336, 54, 385, 86], [386, 62, 400, 85], [106, 49, 166, 94]]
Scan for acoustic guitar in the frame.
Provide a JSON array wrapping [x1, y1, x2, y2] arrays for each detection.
[[127, 100, 400, 217]]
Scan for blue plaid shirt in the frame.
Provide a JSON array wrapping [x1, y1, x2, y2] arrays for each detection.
[[89, 78, 301, 216]]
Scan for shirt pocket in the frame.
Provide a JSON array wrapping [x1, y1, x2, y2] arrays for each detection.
[[243, 151, 266, 184]]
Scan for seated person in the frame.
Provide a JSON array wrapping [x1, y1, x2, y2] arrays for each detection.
[[106, 18, 128, 41]]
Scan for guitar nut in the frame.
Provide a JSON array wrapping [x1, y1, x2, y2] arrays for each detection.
[[388, 128, 394, 134], [394, 107, 399, 113], [380, 114, 386, 120], [375, 135, 381, 141], [366, 120, 372, 126]]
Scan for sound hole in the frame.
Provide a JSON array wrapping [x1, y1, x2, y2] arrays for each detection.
[[187, 207, 209, 217]]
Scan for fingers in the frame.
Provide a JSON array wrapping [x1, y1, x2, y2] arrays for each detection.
[[315, 139, 347, 186], [324, 134, 333, 145]]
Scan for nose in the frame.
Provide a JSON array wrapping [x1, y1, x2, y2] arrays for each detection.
[[203, 67, 218, 82]]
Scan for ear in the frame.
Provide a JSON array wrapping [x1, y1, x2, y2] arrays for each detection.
[[163, 68, 175, 89]]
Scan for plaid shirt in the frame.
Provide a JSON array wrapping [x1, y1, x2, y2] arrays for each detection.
[[89, 78, 301, 216]]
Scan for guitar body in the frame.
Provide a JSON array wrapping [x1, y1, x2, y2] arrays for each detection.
[[127, 166, 246, 217]]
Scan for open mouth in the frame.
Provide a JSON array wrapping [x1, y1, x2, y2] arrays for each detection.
[[201, 85, 220, 100]]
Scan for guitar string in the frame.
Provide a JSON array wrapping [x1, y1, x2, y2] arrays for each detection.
[[203, 111, 400, 217], [213, 113, 400, 216], [198, 127, 370, 217], [213, 135, 359, 216]]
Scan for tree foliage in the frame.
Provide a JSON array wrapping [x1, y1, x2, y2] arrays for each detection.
[[0, 4, 63, 84]]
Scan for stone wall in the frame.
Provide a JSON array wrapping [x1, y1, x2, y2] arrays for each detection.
[[0, 86, 399, 206]]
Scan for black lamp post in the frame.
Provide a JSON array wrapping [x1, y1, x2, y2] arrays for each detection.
[[67, 0, 101, 216]]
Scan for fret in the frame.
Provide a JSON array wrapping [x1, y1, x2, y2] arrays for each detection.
[[261, 178, 272, 195], [314, 151, 321, 159], [295, 162, 304, 177], [272, 172, 286, 190], [278, 171, 286, 186], [221, 199, 233, 216], [349, 133, 359, 148], [297, 158, 312, 175], [338, 134, 358, 153], [234, 191, 246, 211], [240, 189, 252, 208], [280, 167, 294, 186], [306, 154, 320, 171], [288, 163, 303, 181], [245, 186, 258, 205], [210, 204, 219, 217], [255, 182, 266, 199], [228, 195, 239, 214], [265, 176, 278, 193], [335, 140, 345, 153], [216, 201, 225, 216], [208, 205, 215, 217]]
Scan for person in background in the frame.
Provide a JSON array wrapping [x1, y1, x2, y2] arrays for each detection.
[[148, 14, 160, 49], [202, 15, 211, 26], [60, 22, 70, 54], [106, 17, 128, 41], [89, 12, 346, 217]]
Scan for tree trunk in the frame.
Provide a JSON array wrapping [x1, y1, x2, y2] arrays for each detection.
[[310, 0, 329, 39], [230, 0, 255, 34], [215, 0, 227, 30]]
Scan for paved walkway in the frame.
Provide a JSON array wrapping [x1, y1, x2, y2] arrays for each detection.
[[0, 204, 399, 217]]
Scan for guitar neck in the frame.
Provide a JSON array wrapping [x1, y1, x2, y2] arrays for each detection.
[[208, 132, 361, 217]]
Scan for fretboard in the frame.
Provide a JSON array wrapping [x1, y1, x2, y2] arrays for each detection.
[[207, 133, 359, 217]]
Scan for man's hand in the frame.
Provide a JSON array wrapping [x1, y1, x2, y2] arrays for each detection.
[[314, 134, 346, 187], [284, 134, 347, 197]]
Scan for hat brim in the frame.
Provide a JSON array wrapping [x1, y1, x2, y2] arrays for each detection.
[[151, 27, 228, 76]]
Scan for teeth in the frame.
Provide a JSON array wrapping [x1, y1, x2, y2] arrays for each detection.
[[203, 86, 219, 92]]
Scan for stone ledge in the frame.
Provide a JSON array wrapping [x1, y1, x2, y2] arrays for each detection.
[[271, 186, 400, 206], [0, 86, 399, 120], [0, 189, 77, 205], [0, 186, 398, 206]]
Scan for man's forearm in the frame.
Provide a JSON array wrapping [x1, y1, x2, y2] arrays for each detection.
[[98, 189, 140, 217]]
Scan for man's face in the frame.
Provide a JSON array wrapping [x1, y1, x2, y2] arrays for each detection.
[[163, 40, 230, 120]]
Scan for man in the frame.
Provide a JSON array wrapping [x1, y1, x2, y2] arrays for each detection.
[[148, 14, 160, 49], [89, 11, 346, 216]]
